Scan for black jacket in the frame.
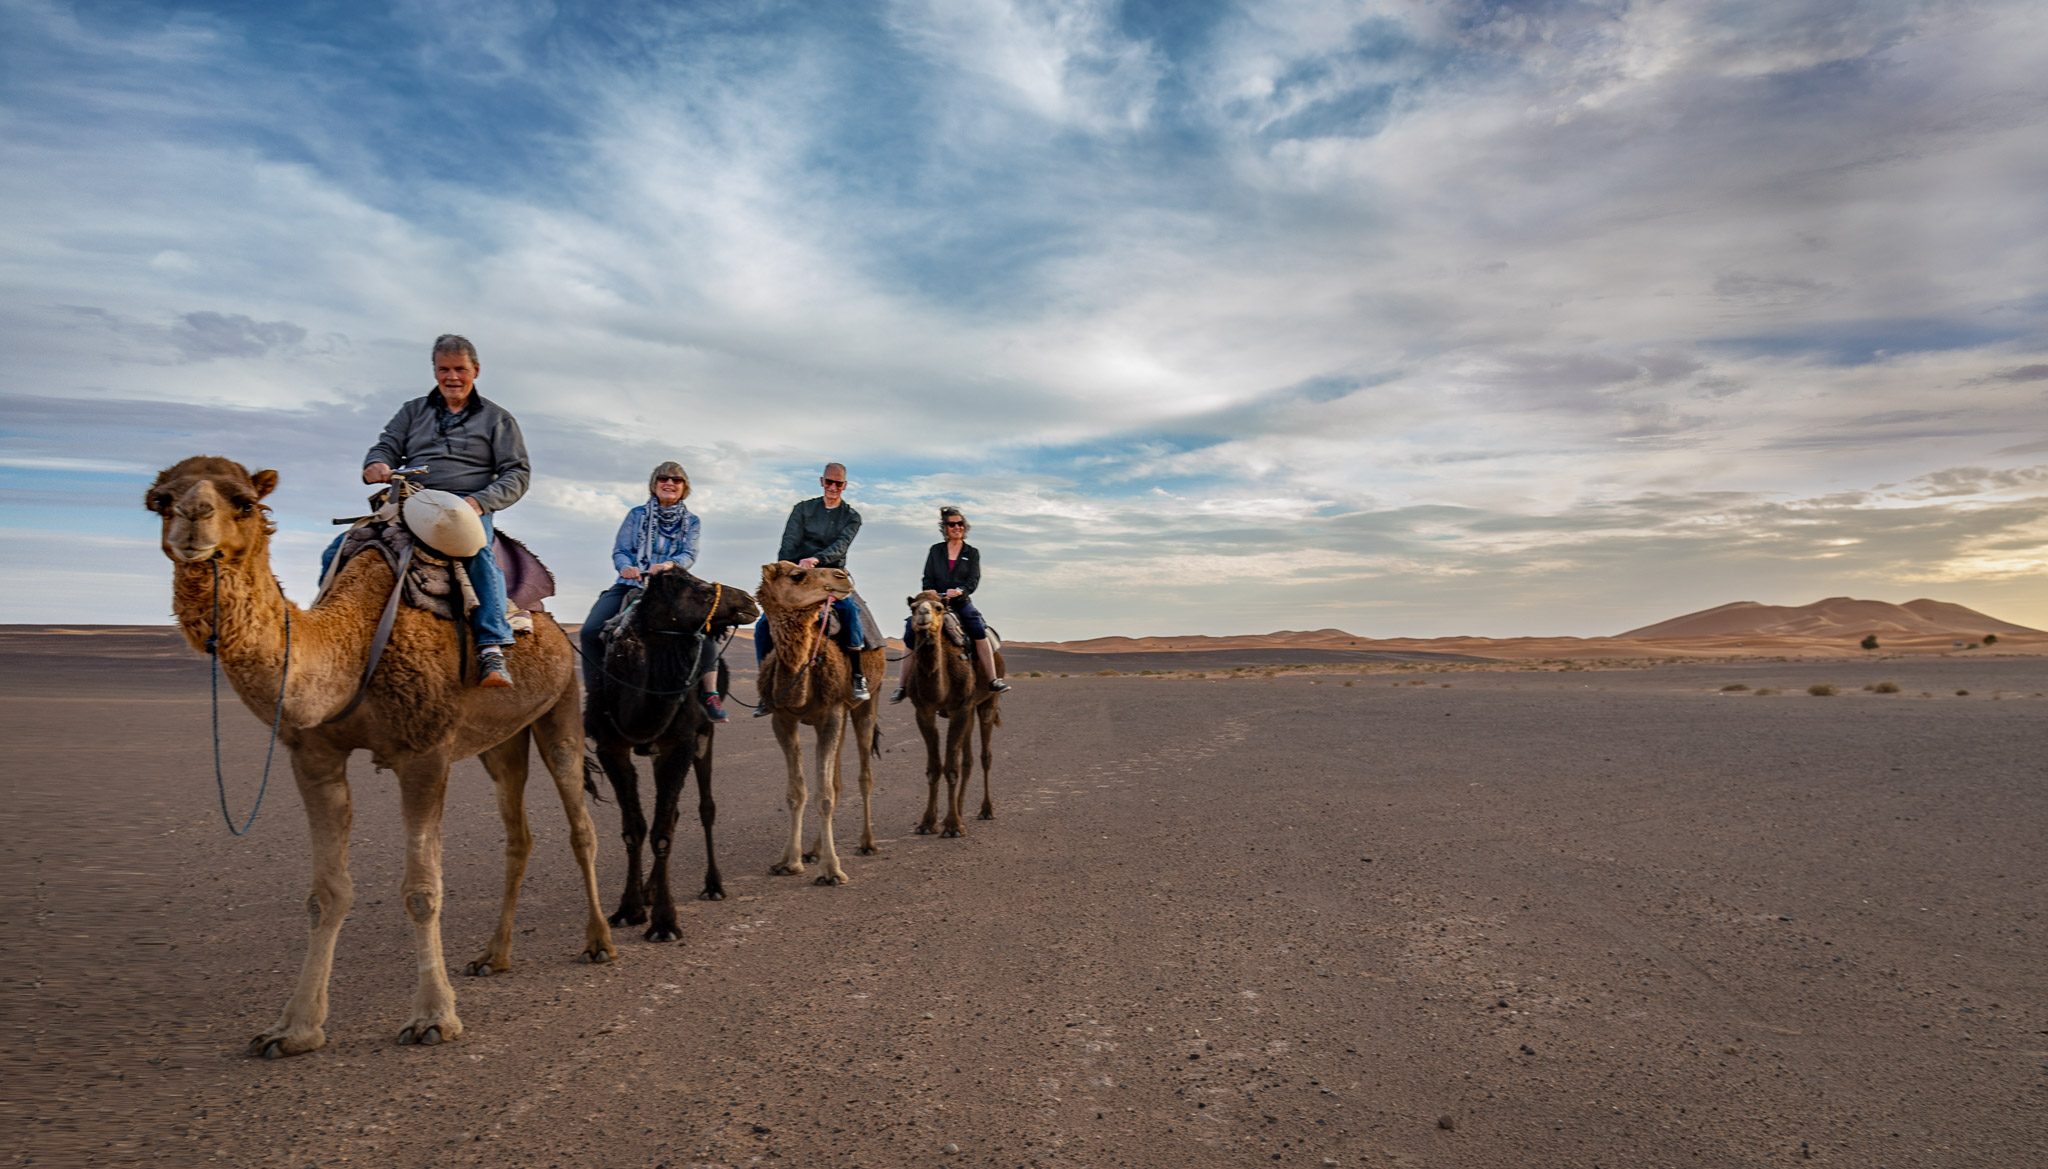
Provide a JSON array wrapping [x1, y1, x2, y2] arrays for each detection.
[[778, 497, 861, 567], [922, 541, 980, 596]]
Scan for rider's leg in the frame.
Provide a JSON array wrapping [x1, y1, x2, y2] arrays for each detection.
[[835, 597, 869, 701], [578, 582, 632, 695], [467, 513, 516, 685]]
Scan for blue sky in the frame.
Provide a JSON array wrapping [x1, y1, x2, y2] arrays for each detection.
[[4, 0, 2046, 639]]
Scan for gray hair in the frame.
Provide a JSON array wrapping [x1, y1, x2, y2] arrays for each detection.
[[821, 462, 848, 482], [432, 334, 479, 366], [648, 460, 691, 500]]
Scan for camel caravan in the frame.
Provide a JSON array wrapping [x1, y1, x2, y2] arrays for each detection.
[[143, 336, 1012, 1057]]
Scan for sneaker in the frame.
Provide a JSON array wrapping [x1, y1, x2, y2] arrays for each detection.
[[702, 692, 729, 724], [479, 648, 514, 689], [988, 677, 1011, 693], [850, 669, 871, 702], [889, 686, 908, 704]]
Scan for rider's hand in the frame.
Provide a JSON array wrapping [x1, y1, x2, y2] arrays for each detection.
[[620, 566, 643, 581], [463, 496, 484, 515], [649, 562, 674, 576], [363, 462, 393, 484], [798, 557, 819, 569], [945, 588, 963, 599]]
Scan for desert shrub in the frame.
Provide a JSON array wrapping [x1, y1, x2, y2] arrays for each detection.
[[1808, 683, 1838, 696], [1720, 683, 1750, 691], [1984, 633, 1999, 645], [1860, 634, 1879, 650], [1440, 682, 1452, 688], [1059, 673, 1069, 678], [1342, 680, 1355, 687], [1753, 687, 1779, 696], [1955, 689, 1970, 696], [1096, 669, 1120, 677], [1867, 680, 1900, 693]]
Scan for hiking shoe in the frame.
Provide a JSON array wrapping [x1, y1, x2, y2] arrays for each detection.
[[703, 692, 729, 724], [889, 685, 908, 704], [988, 677, 1011, 693], [479, 648, 514, 689], [851, 675, 871, 703]]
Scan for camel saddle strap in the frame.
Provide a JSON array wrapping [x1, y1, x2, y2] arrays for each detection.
[[322, 543, 414, 725]]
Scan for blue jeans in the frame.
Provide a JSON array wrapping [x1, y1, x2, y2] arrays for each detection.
[[321, 511, 514, 649], [754, 596, 863, 664]]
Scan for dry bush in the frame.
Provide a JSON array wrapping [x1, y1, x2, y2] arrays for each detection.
[[1955, 689, 1970, 696], [1753, 687, 1780, 696], [1867, 680, 1900, 693], [1342, 680, 1355, 687], [1808, 683, 1838, 696], [1096, 669, 1120, 677], [1721, 683, 1749, 691]]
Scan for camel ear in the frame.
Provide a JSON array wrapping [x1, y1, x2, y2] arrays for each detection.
[[251, 469, 279, 499]]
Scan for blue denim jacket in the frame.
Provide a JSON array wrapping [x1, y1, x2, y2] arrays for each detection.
[[612, 503, 700, 585]]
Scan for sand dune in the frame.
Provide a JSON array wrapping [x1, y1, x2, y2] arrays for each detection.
[[1008, 597, 2046, 661]]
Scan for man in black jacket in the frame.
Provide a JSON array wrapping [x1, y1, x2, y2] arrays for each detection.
[[755, 462, 870, 703]]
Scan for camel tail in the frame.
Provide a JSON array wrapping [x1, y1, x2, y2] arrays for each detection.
[[581, 748, 607, 804], [992, 703, 1003, 730], [870, 725, 884, 759]]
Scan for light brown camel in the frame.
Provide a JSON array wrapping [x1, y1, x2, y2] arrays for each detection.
[[902, 590, 1004, 837], [146, 456, 614, 1058], [753, 561, 885, 884]]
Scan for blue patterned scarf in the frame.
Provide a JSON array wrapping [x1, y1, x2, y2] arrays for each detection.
[[635, 496, 690, 572]]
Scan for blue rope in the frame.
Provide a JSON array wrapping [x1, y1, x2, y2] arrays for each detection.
[[209, 557, 289, 837]]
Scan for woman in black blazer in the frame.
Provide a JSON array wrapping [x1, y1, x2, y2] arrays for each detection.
[[892, 506, 1009, 700]]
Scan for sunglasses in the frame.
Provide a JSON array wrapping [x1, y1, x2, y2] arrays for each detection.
[[655, 476, 686, 484], [944, 521, 966, 528], [821, 478, 846, 487]]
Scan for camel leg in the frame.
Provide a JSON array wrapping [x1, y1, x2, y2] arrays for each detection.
[[692, 729, 726, 902], [851, 683, 881, 855], [466, 729, 534, 976], [643, 744, 688, 942], [597, 740, 650, 928], [942, 711, 972, 837], [249, 742, 353, 1059], [393, 755, 462, 1046], [914, 704, 943, 835], [977, 702, 997, 820], [810, 713, 851, 885], [770, 712, 809, 876], [537, 696, 616, 964]]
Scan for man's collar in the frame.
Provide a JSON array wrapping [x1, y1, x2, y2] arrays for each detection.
[[428, 388, 483, 415]]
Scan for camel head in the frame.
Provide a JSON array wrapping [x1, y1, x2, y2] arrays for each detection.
[[907, 590, 947, 642], [756, 560, 853, 614], [638, 568, 761, 634], [145, 456, 279, 565]]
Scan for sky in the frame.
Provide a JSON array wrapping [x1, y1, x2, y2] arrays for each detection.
[[3, 0, 2045, 640]]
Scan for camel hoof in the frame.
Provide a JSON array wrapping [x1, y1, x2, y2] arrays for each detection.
[[814, 873, 849, 887], [607, 908, 647, 927], [699, 888, 726, 901], [258, 1039, 287, 1060], [645, 927, 682, 943], [398, 1025, 441, 1047], [770, 863, 803, 876], [578, 948, 614, 964], [942, 827, 962, 838], [858, 844, 881, 856], [463, 960, 501, 977], [978, 810, 994, 820], [914, 824, 935, 835], [802, 851, 820, 865]]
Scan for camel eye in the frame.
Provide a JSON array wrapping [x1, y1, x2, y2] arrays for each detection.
[[150, 494, 172, 511]]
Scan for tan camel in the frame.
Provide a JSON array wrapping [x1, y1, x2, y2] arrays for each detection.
[[753, 561, 885, 884], [902, 590, 1004, 836], [146, 456, 614, 1058]]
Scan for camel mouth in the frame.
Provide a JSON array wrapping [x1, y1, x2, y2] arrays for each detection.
[[168, 544, 221, 563]]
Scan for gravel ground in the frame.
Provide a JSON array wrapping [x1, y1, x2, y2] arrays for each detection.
[[5, 631, 2046, 1168]]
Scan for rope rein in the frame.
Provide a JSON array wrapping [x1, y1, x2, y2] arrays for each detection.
[[207, 556, 289, 837]]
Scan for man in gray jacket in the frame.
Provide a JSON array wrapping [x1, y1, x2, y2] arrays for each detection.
[[353, 334, 529, 687]]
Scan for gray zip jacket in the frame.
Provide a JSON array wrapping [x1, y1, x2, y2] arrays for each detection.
[[363, 389, 530, 514]]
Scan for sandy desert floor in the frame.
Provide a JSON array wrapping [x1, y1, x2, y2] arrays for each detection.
[[5, 628, 2046, 1168]]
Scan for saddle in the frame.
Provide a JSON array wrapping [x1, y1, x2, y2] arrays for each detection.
[[934, 610, 1000, 652], [323, 518, 555, 624]]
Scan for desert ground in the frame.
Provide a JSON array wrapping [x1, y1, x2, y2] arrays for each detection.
[[5, 624, 2046, 1168]]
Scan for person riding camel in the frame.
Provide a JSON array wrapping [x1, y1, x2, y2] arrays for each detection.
[[753, 461, 870, 704], [324, 334, 528, 688], [891, 505, 1009, 702]]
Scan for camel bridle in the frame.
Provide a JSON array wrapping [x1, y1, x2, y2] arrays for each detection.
[[205, 554, 291, 836]]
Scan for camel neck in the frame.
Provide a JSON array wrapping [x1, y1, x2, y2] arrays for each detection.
[[171, 536, 362, 728]]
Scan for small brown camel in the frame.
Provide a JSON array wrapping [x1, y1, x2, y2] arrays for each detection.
[[753, 561, 885, 884], [146, 456, 614, 1058], [902, 590, 1004, 837]]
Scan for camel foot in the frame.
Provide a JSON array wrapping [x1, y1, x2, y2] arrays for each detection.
[[914, 823, 936, 835], [645, 925, 682, 944], [462, 958, 509, 977], [857, 844, 881, 856], [813, 871, 850, 887], [942, 827, 963, 838], [577, 945, 616, 964], [698, 887, 726, 902], [397, 1024, 443, 1046], [770, 861, 805, 876], [801, 850, 820, 865], [247, 1025, 324, 1059], [607, 906, 648, 927], [978, 809, 994, 820]]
